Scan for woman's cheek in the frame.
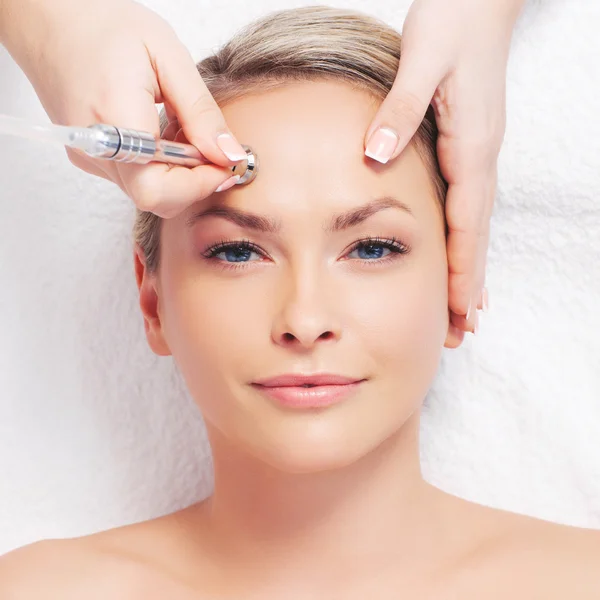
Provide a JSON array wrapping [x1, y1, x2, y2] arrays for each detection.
[[344, 264, 444, 357]]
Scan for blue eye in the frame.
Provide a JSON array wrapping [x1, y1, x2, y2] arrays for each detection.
[[204, 240, 262, 263], [348, 242, 390, 260], [347, 237, 410, 261]]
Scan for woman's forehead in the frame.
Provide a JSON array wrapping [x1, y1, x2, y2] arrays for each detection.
[[219, 81, 431, 202], [222, 80, 374, 146]]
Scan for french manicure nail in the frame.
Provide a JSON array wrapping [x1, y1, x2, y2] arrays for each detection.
[[215, 175, 240, 192], [482, 287, 489, 313], [216, 133, 247, 161], [473, 312, 479, 336], [365, 127, 399, 164], [466, 297, 473, 321]]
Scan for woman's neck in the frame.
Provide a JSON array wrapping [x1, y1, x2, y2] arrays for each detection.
[[197, 410, 455, 584]]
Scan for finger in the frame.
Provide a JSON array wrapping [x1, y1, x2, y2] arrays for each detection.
[[447, 319, 466, 347], [364, 54, 443, 164], [149, 34, 247, 166], [449, 311, 468, 337], [445, 173, 494, 331], [122, 162, 235, 218]]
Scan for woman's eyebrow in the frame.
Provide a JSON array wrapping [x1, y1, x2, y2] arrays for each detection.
[[185, 196, 414, 234], [327, 196, 414, 232]]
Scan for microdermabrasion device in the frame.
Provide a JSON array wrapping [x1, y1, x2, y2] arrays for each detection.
[[0, 114, 259, 185]]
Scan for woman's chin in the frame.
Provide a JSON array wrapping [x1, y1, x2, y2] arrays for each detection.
[[246, 425, 381, 474]]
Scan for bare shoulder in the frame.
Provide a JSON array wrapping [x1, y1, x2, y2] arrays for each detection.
[[0, 505, 209, 600], [0, 536, 131, 600], [511, 515, 600, 592], [457, 502, 600, 598]]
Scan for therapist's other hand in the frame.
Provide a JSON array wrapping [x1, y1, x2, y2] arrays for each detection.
[[0, 0, 243, 218], [364, 0, 525, 334]]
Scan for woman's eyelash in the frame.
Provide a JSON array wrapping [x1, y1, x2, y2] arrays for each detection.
[[200, 236, 412, 267], [347, 236, 411, 257], [202, 238, 261, 259]]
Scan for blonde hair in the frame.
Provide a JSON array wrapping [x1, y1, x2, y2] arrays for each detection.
[[134, 6, 447, 274]]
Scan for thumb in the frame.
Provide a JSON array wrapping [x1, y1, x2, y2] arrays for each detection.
[[150, 31, 247, 167], [365, 58, 441, 164]]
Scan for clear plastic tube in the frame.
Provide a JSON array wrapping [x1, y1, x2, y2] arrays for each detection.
[[0, 114, 93, 148]]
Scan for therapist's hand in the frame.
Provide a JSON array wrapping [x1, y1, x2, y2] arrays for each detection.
[[364, 0, 526, 335], [0, 0, 243, 218]]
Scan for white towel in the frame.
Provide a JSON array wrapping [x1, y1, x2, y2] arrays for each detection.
[[1, 0, 598, 554]]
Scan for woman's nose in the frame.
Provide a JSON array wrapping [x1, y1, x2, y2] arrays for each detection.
[[270, 279, 342, 350]]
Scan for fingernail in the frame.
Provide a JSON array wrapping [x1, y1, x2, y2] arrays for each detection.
[[215, 175, 240, 192], [466, 297, 473, 321], [365, 127, 399, 164], [473, 312, 480, 336], [216, 133, 247, 161], [482, 287, 489, 313]]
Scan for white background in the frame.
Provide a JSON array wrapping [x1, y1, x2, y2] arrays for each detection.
[[1, 0, 599, 555]]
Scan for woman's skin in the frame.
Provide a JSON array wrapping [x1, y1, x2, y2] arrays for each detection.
[[2, 80, 599, 599]]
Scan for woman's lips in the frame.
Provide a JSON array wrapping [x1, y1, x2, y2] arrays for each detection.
[[251, 374, 365, 409]]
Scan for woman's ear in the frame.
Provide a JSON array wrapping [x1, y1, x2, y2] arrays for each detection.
[[133, 243, 172, 357]]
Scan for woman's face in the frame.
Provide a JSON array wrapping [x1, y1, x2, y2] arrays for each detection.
[[135, 80, 461, 473]]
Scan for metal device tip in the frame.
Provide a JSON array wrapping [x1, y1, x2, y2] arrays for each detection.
[[231, 145, 259, 185]]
